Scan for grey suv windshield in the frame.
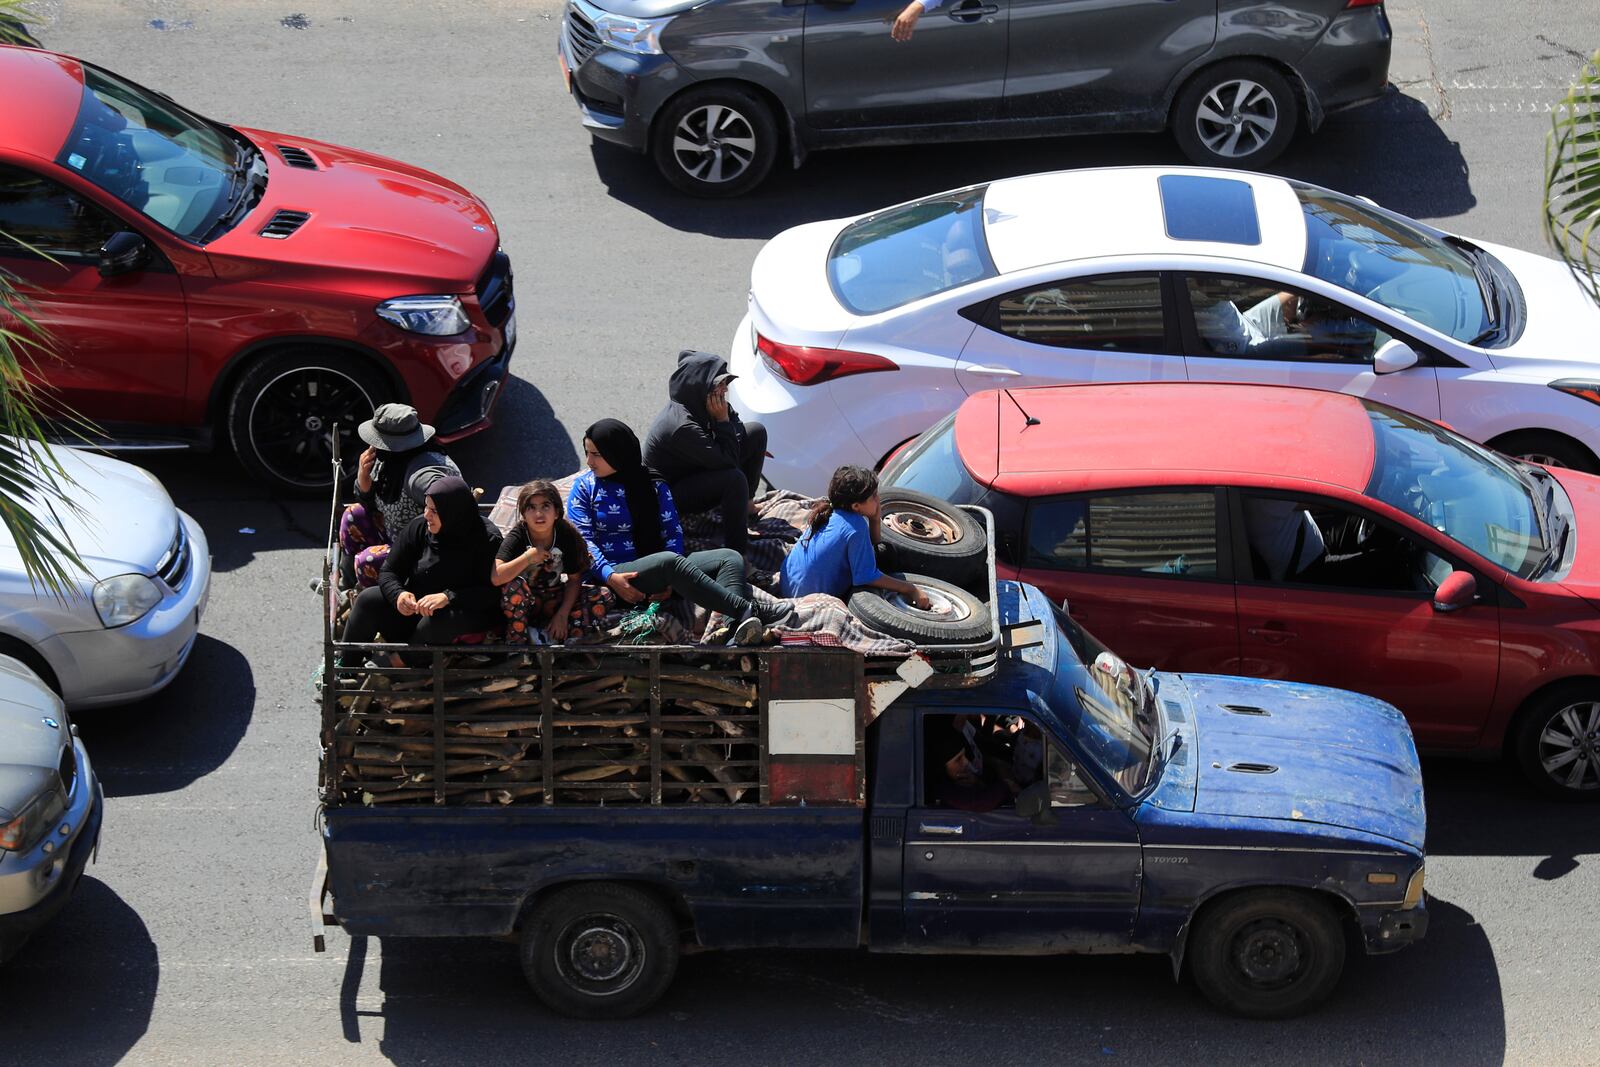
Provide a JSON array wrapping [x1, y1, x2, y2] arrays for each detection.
[[56, 66, 241, 241], [1364, 401, 1546, 577], [1296, 184, 1492, 344], [828, 186, 996, 315]]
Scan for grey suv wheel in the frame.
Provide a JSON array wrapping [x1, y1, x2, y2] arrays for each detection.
[[652, 86, 778, 198], [1172, 61, 1299, 167]]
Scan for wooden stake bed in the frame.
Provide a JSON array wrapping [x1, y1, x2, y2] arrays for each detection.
[[317, 483, 1001, 811]]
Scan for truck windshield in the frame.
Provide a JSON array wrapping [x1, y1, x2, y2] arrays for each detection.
[[828, 185, 997, 315], [1049, 607, 1158, 796], [55, 65, 243, 241]]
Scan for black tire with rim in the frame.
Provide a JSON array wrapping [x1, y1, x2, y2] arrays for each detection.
[[1189, 889, 1346, 1019], [520, 883, 679, 1019], [1513, 684, 1600, 800], [877, 488, 988, 590], [651, 85, 779, 198], [1490, 431, 1600, 474], [226, 348, 392, 495], [847, 573, 991, 644], [1171, 60, 1299, 167]]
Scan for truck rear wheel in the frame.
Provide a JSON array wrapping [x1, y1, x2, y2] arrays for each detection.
[[1189, 889, 1346, 1019], [520, 883, 679, 1019]]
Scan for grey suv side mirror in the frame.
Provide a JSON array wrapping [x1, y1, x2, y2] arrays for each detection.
[[1373, 338, 1420, 375], [98, 231, 149, 277]]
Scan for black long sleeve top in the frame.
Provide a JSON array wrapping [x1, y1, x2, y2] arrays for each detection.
[[377, 514, 504, 614]]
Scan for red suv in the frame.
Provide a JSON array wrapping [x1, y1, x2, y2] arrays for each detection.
[[0, 45, 514, 491], [882, 381, 1600, 800]]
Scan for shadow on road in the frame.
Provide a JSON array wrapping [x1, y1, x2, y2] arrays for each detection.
[[593, 90, 1473, 241], [1, 877, 158, 1067], [76, 634, 255, 797], [1421, 758, 1600, 880], [446, 376, 581, 496], [350, 892, 1500, 1066]]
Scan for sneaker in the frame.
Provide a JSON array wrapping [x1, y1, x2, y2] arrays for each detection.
[[729, 613, 765, 647]]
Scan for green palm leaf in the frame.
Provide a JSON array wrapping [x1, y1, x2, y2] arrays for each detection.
[[1545, 50, 1600, 306], [0, 3, 97, 598]]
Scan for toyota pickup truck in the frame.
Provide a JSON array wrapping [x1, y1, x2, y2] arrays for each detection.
[[314, 572, 1428, 1020]]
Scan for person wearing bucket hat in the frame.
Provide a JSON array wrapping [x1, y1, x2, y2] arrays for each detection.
[[338, 403, 460, 589], [643, 350, 767, 555]]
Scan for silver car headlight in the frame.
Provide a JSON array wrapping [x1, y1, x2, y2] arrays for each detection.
[[92, 573, 163, 628], [0, 786, 66, 852], [593, 12, 672, 55], [376, 295, 470, 336]]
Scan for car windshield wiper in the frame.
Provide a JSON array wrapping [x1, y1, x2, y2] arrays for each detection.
[[1447, 236, 1499, 331]]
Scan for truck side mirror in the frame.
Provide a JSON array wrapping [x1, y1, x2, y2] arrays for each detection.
[[1373, 339, 1419, 375], [1432, 570, 1477, 613], [98, 231, 149, 277], [1014, 781, 1056, 826]]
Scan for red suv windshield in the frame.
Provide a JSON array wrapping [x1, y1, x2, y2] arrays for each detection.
[[56, 65, 243, 241]]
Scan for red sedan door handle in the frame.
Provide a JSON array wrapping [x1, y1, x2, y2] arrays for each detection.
[[1246, 624, 1297, 644]]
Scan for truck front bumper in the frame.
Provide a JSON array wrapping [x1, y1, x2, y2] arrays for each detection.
[[1363, 899, 1428, 954]]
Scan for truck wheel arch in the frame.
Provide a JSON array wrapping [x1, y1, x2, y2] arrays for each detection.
[[1168, 882, 1360, 981], [513, 876, 696, 943]]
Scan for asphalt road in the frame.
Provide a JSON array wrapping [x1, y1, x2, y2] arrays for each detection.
[[5, 1, 1600, 1063]]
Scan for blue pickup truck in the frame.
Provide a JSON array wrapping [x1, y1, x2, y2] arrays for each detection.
[[316, 575, 1428, 1021]]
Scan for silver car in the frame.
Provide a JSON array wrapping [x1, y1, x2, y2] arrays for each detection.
[[0, 656, 101, 961], [0, 447, 210, 708]]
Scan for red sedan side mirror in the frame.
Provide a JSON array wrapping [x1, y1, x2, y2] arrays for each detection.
[[1432, 570, 1477, 613]]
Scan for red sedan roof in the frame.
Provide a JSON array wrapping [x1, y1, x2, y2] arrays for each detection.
[[957, 383, 1378, 495], [0, 46, 85, 162]]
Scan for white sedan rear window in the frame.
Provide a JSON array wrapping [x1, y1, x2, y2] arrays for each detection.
[[828, 186, 997, 315]]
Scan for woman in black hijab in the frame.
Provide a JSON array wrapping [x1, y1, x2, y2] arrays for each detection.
[[340, 476, 504, 661], [568, 419, 777, 645]]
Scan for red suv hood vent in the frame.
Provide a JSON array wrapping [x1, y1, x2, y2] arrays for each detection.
[[276, 144, 319, 169], [259, 210, 311, 239]]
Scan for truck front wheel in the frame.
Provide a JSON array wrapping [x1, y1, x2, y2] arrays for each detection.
[[520, 883, 679, 1019], [1189, 889, 1346, 1019]]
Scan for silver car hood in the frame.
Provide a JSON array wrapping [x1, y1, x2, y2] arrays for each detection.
[[0, 445, 177, 582], [0, 657, 68, 820]]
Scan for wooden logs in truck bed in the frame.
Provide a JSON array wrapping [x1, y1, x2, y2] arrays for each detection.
[[325, 650, 764, 807]]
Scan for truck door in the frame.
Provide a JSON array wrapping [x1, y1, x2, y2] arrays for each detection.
[[901, 711, 1141, 950]]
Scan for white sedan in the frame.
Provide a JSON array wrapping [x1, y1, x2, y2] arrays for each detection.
[[729, 166, 1600, 497], [0, 447, 210, 709]]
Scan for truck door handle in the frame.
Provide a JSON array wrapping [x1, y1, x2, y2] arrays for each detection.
[[961, 364, 1021, 377], [918, 822, 964, 835], [1246, 624, 1297, 644]]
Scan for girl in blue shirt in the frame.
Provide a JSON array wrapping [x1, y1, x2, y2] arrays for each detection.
[[780, 465, 930, 608], [568, 419, 776, 643]]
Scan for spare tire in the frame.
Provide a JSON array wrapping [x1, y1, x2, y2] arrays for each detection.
[[848, 573, 991, 644], [877, 489, 987, 589]]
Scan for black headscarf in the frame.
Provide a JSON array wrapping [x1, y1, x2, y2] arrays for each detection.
[[426, 476, 493, 562], [585, 419, 666, 557]]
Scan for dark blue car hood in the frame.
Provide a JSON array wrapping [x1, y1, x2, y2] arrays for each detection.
[[1177, 674, 1426, 850]]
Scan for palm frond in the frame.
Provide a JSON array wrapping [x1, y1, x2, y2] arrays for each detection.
[[0, 257, 93, 599], [0, 0, 38, 46], [1545, 50, 1600, 307]]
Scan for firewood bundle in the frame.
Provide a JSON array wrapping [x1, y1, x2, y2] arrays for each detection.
[[325, 650, 765, 807]]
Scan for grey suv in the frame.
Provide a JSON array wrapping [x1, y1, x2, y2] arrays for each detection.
[[0, 657, 102, 962], [557, 0, 1391, 196]]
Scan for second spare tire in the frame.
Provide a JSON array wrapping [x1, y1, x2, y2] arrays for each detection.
[[848, 573, 991, 644], [876, 488, 987, 589]]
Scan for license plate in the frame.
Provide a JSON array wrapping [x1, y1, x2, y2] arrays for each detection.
[[504, 311, 517, 351]]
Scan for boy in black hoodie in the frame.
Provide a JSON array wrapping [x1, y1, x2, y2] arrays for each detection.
[[643, 350, 768, 553]]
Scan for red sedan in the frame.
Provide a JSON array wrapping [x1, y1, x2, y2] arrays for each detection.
[[0, 45, 514, 492], [881, 381, 1600, 799]]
